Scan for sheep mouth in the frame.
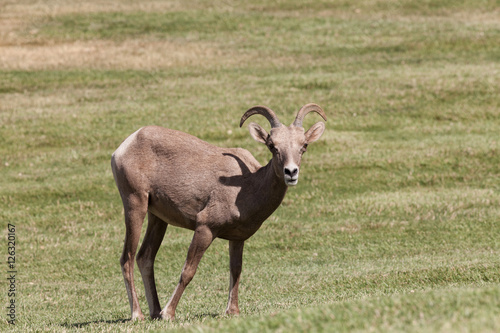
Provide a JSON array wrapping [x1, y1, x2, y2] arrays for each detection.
[[285, 178, 298, 186]]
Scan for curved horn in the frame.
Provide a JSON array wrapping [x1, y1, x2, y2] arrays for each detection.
[[239, 105, 282, 128], [292, 103, 327, 127]]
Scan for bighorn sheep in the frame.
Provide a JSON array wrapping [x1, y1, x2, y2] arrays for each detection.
[[111, 103, 326, 321]]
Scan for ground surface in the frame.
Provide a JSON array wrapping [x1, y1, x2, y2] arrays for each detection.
[[1, 0, 499, 332]]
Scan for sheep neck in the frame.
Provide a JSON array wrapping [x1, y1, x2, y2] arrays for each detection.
[[253, 159, 288, 214]]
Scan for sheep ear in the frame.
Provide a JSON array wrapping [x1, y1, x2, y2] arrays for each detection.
[[305, 122, 325, 143], [248, 122, 269, 144]]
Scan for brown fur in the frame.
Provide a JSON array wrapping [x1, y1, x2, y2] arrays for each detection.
[[111, 104, 326, 320]]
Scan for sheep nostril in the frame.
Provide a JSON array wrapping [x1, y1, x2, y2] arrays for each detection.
[[285, 167, 298, 177]]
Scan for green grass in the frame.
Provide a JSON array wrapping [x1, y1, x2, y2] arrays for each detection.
[[1, 0, 499, 331]]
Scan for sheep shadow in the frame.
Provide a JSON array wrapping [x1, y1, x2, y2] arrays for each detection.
[[61, 318, 129, 329], [61, 313, 220, 328]]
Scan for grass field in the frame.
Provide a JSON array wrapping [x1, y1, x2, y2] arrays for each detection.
[[1, 0, 499, 331]]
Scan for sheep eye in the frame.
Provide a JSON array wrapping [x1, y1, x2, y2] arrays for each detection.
[[301, 144, 308, 152]]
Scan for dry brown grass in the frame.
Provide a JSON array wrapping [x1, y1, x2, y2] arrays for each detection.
[[0, 0, 189, 46], [0, 39, 251, 70], [0, 37, 309, 70], [1, 0, 186, 19], [1, 0, 498, 70], [0, 0, 294, 70]]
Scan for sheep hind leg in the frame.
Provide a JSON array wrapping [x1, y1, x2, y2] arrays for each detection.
[[120, 193, 148, 321], [161, 225, 215, 320], [137, 212, 168, 319]]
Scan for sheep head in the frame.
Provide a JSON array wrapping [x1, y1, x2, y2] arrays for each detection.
[[240, 103, 326, 186]]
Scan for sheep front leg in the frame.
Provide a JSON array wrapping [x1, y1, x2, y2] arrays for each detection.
[[161, 225, 214, 320], [226, 240, 244, 315]]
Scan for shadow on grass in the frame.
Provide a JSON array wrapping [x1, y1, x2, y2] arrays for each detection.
[[61, 318, 129, 328], [189, 312, 220, 320], [61, 313, 220, 328]]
